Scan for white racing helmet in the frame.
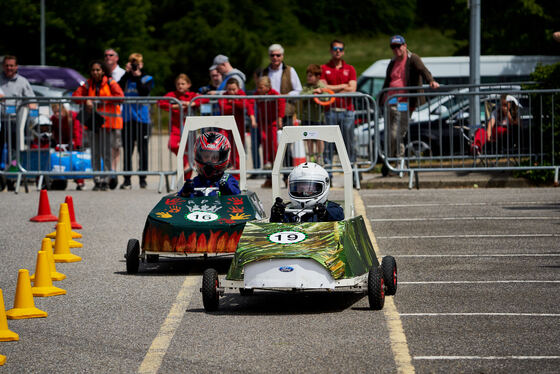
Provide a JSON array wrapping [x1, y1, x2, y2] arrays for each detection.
[[288, 162, 330, 208]]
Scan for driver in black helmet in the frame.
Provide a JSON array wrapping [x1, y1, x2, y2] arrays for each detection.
[[178, 131, 240, 197]]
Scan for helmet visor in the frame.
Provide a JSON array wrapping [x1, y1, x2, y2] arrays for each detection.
[[289, 180, 324, 198], [195, 148, 229, 166]]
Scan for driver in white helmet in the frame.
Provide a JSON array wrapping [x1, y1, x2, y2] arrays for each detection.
[[270, 162, 344, 222]]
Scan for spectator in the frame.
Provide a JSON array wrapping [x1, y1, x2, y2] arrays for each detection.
[[261, 43, 303, 185], [219, 78, 256, 178], [299, 64, 327, 164], [212, 55, 246, 92], [255, 76, 285, 188], [380, 35, 439, 160], [0, 55, 36, 161], [471, 94, 520, 154], [320, 39, 357, 171], [158, 74, 199, 179], [104, 48, 125, 82], [198, 68, 223, 95], [50, 103, 85, 190], [119, 53, 154, 189], [72, 60, 124, 191]]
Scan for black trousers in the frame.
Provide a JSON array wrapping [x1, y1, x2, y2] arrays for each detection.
[[122, 121, 150, 181]]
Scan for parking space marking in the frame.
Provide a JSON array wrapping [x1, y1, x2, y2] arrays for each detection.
[[414, 356, 560, 360], [354, 190, 415, 374], [378, 234, 559, 239], [371, 216, 560, 222], [367, 201, 557, 208], [401, 313, 560, 317], [401, 280, 560, 284], [138, 276, 198, 374]]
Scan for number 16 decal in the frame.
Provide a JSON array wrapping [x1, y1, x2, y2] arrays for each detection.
[[268, 231, 306, 244]]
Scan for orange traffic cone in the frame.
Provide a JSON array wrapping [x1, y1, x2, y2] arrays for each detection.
[[30, 189, 58, 222], [0, 353, 5, 365], [6, 269, 48, 319], [52, 224, 82, 263], [47, 203, 82, 239], [65, 195, 82, 230], [0, 289, 19, 341], [31, 251, 66, 297], [30, 238, 66, 282]]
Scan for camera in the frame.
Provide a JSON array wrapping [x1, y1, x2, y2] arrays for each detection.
[[130, 59, 139, 72]]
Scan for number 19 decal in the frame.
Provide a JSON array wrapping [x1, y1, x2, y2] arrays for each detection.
[[186, 211, 219, 222], [268, 231, 307, 244]]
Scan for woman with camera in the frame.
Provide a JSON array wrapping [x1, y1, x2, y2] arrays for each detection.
[[118, 53, 154, 189]]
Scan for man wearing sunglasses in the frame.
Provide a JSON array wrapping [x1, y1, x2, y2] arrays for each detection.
[[380, 35, 439, 161], [320, 40, 357, 172], [104, 48, 125, 82]]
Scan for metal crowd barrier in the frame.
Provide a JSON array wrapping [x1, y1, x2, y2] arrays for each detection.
[[377, 85, 559, 188], [0, 96, 183, 193]]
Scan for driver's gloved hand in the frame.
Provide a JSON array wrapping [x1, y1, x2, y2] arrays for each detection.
[[313, 202, 327, 221], [270, 197, 286, 222], [218, 174, 229, 194], [180, 180, 194, 197]]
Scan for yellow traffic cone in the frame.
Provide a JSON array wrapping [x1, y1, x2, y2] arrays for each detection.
[[31, 251, 66, 297], [31, 238, 66, 281], [46, 203, 82, 239], [0, 289, 19, 341], [6, 269, 48, 319], [0, 353, 5, 365], [52, 223, 82, 263]]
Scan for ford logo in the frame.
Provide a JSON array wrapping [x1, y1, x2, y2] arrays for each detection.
[[278, 266, 294, 272]]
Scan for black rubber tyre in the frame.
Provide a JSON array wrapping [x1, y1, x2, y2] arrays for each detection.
[[368, 266, 385, 310], [202, 268, 220, 312], [146, 254, 159, 263], [125, 239, 140, 274], [239, 288, 254, 296], [50, 179, 68, 191], [109, 176, 118, 190], [381, 256, 398, 296]]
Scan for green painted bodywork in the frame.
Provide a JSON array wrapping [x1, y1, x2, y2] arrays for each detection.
[[226, 216, 379, 280]]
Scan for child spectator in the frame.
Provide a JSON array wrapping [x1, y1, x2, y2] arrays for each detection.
[[218, 78, 256, 177], [50, 103, 85, 190], [269, 162, 343, 222], [158, 74, 199, 179], [299, 64, 327, 164], [178, 132, 240, 197]]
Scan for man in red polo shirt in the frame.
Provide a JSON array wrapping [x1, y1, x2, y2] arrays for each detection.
[[320, 40, 357, 168]]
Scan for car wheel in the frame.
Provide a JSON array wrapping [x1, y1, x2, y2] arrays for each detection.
[[146, 254, 159, 263], [50, 179, 68, 190], [368, 266, 385, 310], [202, 268, 220, 312], [381, 256, 397, 296], [239, 288, 254, 296], [125, 238, 140, 274], [406, 140, 432, 158]]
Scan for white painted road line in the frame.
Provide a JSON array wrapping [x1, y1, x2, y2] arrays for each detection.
[[400, 280, 560, 284], [414, 356, 560, 360], [138, 276, 198, 374], [371, 216, 560, 222], [397, 253, 560, 258], [401, 313, 560, 317], [367, 201, 558, 208], [377, 234, 559, 239]]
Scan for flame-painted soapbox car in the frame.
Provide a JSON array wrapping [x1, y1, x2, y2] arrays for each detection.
[[201, 125, 397, 311], [124, 116, 265, 274]]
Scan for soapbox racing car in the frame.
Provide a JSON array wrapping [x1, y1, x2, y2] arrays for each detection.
[[201, 125, 397, 311], [125, 116, 265, 274]]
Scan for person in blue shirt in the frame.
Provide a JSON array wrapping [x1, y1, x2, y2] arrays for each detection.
[[178, 131, 240, 197], [270, 162, 344, 223]]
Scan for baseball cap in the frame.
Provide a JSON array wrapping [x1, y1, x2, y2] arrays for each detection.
[[210, 54, 229, 70], [390, 35, 406, 46]]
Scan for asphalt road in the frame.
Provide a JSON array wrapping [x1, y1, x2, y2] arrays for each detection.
[[0, 183, 559, 373]]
